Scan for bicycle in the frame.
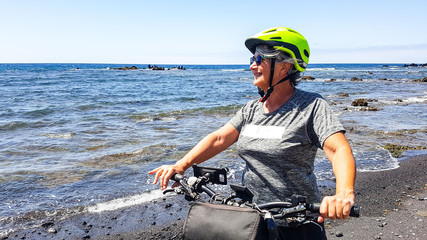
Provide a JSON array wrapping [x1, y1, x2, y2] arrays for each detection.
[[163, 165, 359, 240]]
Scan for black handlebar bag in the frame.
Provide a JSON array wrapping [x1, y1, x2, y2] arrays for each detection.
[[183, 202, 266, 240]]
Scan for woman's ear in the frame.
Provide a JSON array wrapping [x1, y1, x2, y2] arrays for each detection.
[[279, 63, 292, 77]]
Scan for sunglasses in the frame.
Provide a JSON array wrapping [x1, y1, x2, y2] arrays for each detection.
[[250, 55, 273, 65]]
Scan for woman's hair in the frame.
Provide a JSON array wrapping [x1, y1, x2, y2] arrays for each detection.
[[255, 45, 302, 86]]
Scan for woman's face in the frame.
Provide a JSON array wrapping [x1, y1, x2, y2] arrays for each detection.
[[250, 56, 272, 91]]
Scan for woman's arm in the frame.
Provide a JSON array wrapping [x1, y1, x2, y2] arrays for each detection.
[[318, 131, 356, 223], [149, 123, 239, 190]]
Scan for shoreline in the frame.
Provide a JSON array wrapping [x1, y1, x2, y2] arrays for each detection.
[[5, 154, 427, 240]]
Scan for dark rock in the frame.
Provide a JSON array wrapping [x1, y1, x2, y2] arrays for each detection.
[[302, 75, 315, 80], [412, 77, 427, 82], [339, 93, 349, 97], [352, 98, 368, 106], [111, 66, 139, 70], [351, 77, 363, 81], [41, 222, 54, 229], [360, 107, 379, 111], [335, 231, 344, 237], [151, 66, 165, 70], [403, 63, 419, 67], [383, 143, 427, 158]]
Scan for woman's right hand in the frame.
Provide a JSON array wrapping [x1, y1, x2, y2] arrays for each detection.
[[148, 164, 185, 190]]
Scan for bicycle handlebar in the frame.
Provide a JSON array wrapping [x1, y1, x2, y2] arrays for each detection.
[[169, 172, 359, 218]]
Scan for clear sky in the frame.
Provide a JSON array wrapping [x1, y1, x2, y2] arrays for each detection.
[[1, 0, 426, 64]]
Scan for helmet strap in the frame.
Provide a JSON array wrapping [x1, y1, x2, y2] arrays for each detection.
[[260, 72, 296, 102], [259, 58, 276, 102]]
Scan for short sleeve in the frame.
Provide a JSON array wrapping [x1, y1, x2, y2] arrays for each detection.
[[228, 104, 246, 133], [307, 98, 345, 149]]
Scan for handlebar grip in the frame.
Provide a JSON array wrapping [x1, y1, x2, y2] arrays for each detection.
[[309, 203, 360, 217], [171, 174, 184, 182]]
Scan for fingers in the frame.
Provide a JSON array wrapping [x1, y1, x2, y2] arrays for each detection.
[[319, 196, 354, 221], [342, 199, 355, 218], [161, 168, 174, 190], [317, 215, 325, 223], [148, 165, 180, 190], [148, 167, 162, 185]]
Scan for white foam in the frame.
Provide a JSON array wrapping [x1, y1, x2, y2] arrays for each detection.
[[306, 68, 335, 71], [221, 69, 246, 72], [43, 132, 75, 139], [86, 190, 164, 213], [404, 95, 427, 104]]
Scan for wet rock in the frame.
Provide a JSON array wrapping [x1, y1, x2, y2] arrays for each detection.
[[339, 93, 349, 97], [325, 78, 336, 82], [351, 77, 363, 81], [360, 107, 379, 111], [351, 98, 368, 106], [111, 66, 139, 70], [383, 143, 427, 158], [41, 221, 55, 229], [403, 63, 427, 67], [412, 77, 427, 82], [302, 75, 315, 80], [47, 227, 57, 233]]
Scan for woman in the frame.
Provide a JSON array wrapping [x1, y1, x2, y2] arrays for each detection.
[[149, 27, 355, 239]]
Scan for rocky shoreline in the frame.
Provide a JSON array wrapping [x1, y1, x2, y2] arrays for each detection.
[[5, 154, 426, 240]]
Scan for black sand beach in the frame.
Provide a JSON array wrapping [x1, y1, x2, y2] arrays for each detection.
[[6, 154, 426, 240]]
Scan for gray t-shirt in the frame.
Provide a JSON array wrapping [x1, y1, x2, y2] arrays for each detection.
[[229, 88, 345, 203]]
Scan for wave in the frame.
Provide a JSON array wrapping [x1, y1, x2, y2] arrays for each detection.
[[129, 104, 242, 122], [0, 121, 28, 131], [25, 108, 55, 118], [87, 190, 164, 213], [81, 144, 181, 169], [42, 132, 75, 139], [377, 95, 427, 105], [221, 69, 247, 72], [306, 68, 335, 71]]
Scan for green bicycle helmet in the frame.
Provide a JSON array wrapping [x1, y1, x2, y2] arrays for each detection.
[[245, 27, 310, 72]]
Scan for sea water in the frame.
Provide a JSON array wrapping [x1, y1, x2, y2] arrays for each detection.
[[0, 63, 426, 235]]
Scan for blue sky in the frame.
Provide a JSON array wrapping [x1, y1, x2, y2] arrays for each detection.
[[1, 0, 426, 64]]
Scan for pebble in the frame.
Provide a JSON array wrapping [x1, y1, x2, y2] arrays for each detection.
[[47, 228, 57, 233], [335, 232, 344, 237]]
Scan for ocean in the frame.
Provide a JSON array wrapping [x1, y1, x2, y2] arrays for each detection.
[[0, 63, 426, 236]]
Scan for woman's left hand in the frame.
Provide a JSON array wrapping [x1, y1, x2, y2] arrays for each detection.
[[317, 192, 355, 223]]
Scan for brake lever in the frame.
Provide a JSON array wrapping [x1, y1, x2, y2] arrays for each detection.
[[162, 188, 176, 195]]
